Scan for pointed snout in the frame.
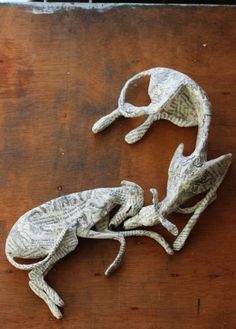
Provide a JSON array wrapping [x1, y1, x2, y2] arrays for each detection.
[[123, 215, 141, 230]]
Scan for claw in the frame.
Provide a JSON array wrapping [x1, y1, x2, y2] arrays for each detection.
[[29, 281, 63, 319]]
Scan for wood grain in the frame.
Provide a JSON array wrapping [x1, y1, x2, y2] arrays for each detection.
[[0, 4, 235, 329]]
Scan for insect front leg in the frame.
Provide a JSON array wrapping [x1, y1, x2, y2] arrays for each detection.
[[173, 190, 217, 251], [124, 114, 158, 144], [92, 108, 121, 133], [78, 230, 126, 276], [176, 195, 217, 214], [173, 153, 232, 251], [29, 228, 78, 319]]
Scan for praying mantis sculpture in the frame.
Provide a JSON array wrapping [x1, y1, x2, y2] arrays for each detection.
[[93, 67, 232, 250]]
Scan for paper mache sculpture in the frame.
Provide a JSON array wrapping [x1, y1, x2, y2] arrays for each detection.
[[5, 180, 172, 319], [93, 67, 232, 251], [5, 67, 231, 319]]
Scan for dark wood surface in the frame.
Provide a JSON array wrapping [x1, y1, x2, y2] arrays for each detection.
[[0, 4, 235, 329]]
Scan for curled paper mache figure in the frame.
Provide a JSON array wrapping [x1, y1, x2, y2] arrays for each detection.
[[93, 68, 232, 250], [5, 180, 172, 319]]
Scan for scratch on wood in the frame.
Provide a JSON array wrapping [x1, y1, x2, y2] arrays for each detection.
[[130, 306, 139, 311], [208, 273, 220, 279], [170, 273, 180, 277], [197, 298, 201, 316]]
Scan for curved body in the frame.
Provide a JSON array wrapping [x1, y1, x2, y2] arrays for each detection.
[[6, 188, 116, 263], [92, 67, 211, 150], [5, 181, 173, 319], [92, 68, 232, 250]]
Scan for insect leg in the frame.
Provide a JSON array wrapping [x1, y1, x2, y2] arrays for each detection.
[[28, 228, 78, 319], [125, 114, 157, 144], [79, 230, 126, 276]]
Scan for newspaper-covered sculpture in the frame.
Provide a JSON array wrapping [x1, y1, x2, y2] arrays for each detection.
[[92, 67, 201, 143], [93, 68, 232, 250], [124, 150, 231, 251], [5, 67, 232, 319], [5, 181, 172, 319]]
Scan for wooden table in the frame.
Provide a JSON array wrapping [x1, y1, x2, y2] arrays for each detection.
[[0, 4, 235, 329]]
